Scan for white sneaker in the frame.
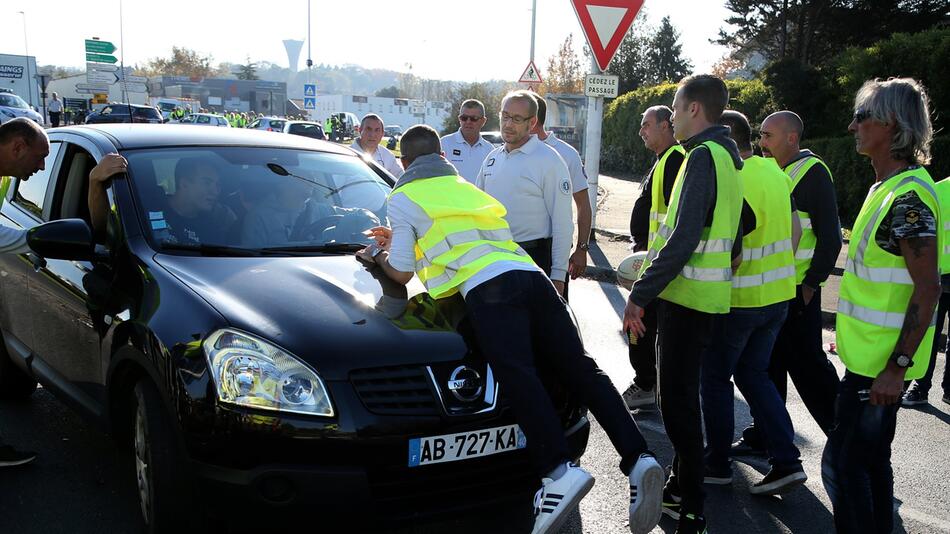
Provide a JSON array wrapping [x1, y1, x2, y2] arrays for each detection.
[[623, 384, 656, 409], [628, 454, 664, 534], [531, 463, 595, 534]]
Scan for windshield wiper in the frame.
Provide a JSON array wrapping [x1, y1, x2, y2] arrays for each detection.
[[159, 243, 264, 257], [260, 242, 368, 255]]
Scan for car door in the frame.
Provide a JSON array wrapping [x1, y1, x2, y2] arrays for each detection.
[[27, 135, 108, 410], [0, 141, 64, 365]]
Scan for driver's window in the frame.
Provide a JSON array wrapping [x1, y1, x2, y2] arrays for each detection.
[[197, 115, 211, 124], [52, 145, 95, 227]]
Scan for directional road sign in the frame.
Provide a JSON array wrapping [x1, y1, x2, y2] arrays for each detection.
[[119, 75, 147, 84], [76, 88, 106, 94], [304, 84, 316, 97], [86, 62, 118, 73], [518, 61, 543, 84], [118, 82, 148, 93], [85, 39, 117, 54], [571, 0, 644, 72], [86, 71, 118, 84], [304, 97, 316, 110], [76, 83, 111, 91], [86, 53, 118, 64]]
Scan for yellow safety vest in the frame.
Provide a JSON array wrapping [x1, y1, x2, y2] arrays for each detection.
[[0, 176, 10, 203], [937, 177, 950, 275], [391, 174, 535, 299], [639, 141, 742, 314], [731, 156, 796, 308], [647, 144, 686, 249], [784, 155, 834, 285], [836, 168, 940, 380]]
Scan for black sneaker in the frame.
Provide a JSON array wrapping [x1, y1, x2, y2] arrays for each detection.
[[749, 465, 807, 495], [729, 436, 767, 457], [0, 444, 36, 467], [902, 388, 929, 407], [675, 513, 708, 534], [661, 486, 682, 520], [703, 463, 733, 485]]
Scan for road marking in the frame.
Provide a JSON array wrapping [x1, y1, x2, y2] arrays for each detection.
[[894, 500, 950, 530]]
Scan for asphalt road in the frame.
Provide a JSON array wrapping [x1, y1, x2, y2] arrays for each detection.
[[1, 279, 948, 533]]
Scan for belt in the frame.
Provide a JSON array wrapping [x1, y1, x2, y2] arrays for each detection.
[[517, 237, 553, 250]]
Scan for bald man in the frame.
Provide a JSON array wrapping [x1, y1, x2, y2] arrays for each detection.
[[733, 111, 843, 457]]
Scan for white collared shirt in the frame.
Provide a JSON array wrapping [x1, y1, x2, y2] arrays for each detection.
[[543, 133, 588, 193], [351, 139, 403, 178], [440, 130, 495, 183], [475, 135, 574, 281]]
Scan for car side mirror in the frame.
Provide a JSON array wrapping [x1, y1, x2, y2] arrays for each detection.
[[27, 219, 95, 261]]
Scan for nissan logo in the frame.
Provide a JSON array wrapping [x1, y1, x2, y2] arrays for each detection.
[[447, 366, 483, 402]]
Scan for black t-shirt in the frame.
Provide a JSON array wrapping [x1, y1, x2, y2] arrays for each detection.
[[159, 202, 236, 246], [630, 146, 685, 250]]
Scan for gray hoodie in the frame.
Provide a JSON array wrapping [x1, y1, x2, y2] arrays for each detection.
[[630, 125, 744, 309]]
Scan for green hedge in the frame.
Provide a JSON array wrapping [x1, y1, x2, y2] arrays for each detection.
[[807, 136, 950, 227]]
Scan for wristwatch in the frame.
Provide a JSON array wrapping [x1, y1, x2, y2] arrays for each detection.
[[578, 243, 590, 251], [890, 352, 913, 369]]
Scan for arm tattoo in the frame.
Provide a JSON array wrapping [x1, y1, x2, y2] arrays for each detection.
[[896, 302, 920, 350], [907, 237, 927, 258]]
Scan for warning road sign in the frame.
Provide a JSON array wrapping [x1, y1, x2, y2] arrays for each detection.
[[304, 84, 316, 97], [304, 97, 316, 110], [518, 61, 543, 84]]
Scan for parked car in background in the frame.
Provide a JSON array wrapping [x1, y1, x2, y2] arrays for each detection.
[[0, 92, 44, 124], [384, 125, 403, 138], [481, 131, 503, 147], [177, 113, 231, 127], [247, 116, 287, 132], [84, 104, 163, 124], [282, 120, 326, 140]]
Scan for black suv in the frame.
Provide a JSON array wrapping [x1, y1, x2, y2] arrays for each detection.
[[85, 104, 163, 124], [0, 124, 589, 532]]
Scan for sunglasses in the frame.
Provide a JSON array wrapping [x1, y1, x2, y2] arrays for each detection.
[[458, 115, 483, 122], [853, 109, 872, 124]]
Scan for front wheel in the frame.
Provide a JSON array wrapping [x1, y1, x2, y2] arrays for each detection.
[[131, 379, 198, 533]]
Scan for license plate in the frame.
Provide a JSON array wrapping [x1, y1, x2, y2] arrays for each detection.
[[408, 424, 526, 467]]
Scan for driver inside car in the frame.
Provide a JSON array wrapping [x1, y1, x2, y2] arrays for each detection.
[[240, 179, 314, 248]]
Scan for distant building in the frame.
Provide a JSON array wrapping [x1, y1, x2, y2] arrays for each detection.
[[47, 73, 149, 108], [544, 93, 588, 155], [0, 53, 40, 107], [311, 95, 450, 131], [148, 76, 288, 115]]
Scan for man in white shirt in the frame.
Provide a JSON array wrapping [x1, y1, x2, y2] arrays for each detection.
[[351, 113, 403, 178], [47, 92, 64, 128], [440, 99, 495, 183], [530, 97, 591, 280], [475, 91, 573, 295]]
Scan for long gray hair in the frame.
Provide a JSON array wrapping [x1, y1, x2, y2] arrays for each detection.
[[854, 77, 933, 165]]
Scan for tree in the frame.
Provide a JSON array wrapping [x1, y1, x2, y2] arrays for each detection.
[[236, 56, 259, 80], [716, 0, 948, 66], [442, 81, 514, 134], [141, 47, 219, 78], [645, 17, 692, 85], [588, 14, 653, 96], [375, 85, 400, 98], [542, 34, 584, 94]]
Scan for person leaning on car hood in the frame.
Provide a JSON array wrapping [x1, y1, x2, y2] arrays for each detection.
[[0, 117, 51, 467]]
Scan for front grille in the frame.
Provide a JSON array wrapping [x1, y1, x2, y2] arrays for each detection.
[[350, 365, 440, 416]]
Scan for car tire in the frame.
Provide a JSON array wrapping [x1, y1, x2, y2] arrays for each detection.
[[0, 348, 37, 400], [131, 379, 199, 534]]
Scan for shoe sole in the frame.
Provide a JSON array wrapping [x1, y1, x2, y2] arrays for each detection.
[[535, 475, 595, 534], [749, 471, 807, 496], [703, 475, 733, 485], [661, 506, 680, 521], [629, 462, 664, 534], [902, 399, 928, 406], [0, 457, 36, 467]]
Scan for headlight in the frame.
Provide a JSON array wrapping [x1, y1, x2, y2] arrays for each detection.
[[203, 329, 334, 417]]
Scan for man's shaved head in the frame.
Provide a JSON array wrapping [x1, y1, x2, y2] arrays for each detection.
[[759, 110, 805, 166], [764, 111, 804, 139]]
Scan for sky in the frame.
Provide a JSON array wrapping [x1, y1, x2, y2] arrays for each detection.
[[1, 0, 733, 84]]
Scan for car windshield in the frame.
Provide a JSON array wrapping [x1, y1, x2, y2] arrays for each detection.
[[0, 94, 29, 109], [124, 147, 391, 255]]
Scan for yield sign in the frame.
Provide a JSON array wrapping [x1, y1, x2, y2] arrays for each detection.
[[571, 0, 644, 72], [518, 61, 543, 84]]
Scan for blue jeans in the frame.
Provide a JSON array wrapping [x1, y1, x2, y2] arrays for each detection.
[[821, 371, 901, 534], [701, 301, 801, 471]]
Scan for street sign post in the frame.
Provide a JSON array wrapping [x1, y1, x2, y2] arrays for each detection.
[[571, 0, 644, 235], [584, 74, 619, 98], [76, 88, 107, 94], [86, 62, 119, 73], [86, 53, 118, 64], [76, 83, 111, 92], [85, 39, 117, 54], [86, 71, 118, 84]]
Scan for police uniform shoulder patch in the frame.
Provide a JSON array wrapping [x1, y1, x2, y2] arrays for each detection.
[[486, 158, 495, 167], [452, 149, 461, 156], [560, 178, 572, 195], [905, 209, 920, 224]]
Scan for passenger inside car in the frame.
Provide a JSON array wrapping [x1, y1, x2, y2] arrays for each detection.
[[152, 158, 236, 246], [240, 178, 313, 248]]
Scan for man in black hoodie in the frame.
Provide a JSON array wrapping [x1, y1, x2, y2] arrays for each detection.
[[624, 75, 744, 534]]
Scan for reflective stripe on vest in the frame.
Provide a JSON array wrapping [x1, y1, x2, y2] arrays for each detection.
[[836, 168, 940, 380], [391, 174, 535, 298], [731, 156, 796, 307], [646, 145, 686, 250], [785, 155, 832, 285], [639, 141, 742, 314]]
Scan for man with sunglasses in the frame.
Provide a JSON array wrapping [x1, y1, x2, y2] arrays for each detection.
[[733, 110, 843, 457], [475, 91, 573, 295], [441, 99, 495, 183]]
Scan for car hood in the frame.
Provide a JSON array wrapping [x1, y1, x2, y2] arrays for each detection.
[[1, 106, 41, 121], [154, 254, 470, 380]]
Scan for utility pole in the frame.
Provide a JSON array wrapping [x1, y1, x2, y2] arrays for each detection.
[[530, 0, 537, 63], [17, 11, 33, 108]]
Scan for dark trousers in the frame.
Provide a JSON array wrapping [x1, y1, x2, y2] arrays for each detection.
[[911, 290, 950, 395], [743, 285, 839, 444], [701, 302, 801, 471], [49, 112, 61, 128], [628, 300, 657, 390], [518, 237, 570, 301], [465, 270, 648, 477], [821, 371, 901, 534], [656, 299, 713, 515]]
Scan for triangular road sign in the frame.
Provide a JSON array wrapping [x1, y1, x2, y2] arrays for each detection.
[[518, 61, 543, 84], [571, 0, 644, 72]]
